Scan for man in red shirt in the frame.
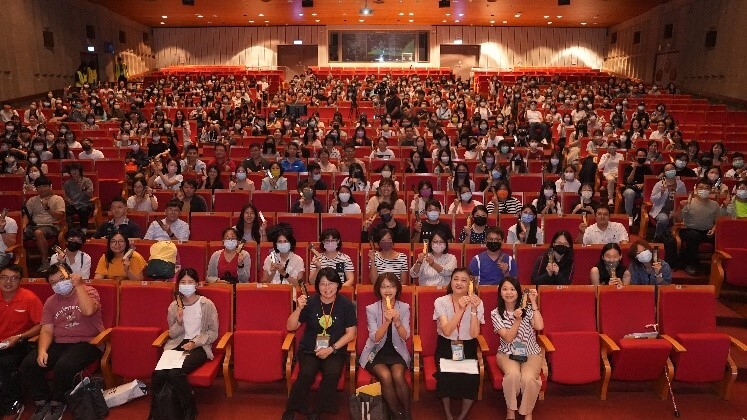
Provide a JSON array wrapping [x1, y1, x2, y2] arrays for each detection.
[[207, 142, 236, 173], [0, 264, 42, 418], [20, 266, 103, 420]]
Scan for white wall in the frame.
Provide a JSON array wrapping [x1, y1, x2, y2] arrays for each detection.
[[603, 0, 747, 101], [0, 0, 153, 101], [153, 25, 607, 70]]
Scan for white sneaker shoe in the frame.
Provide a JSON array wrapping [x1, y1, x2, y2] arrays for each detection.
[[628, 216, 634, 227]]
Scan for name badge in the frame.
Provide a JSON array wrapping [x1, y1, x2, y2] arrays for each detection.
[[509, 340, 528, 363], [451, 340, 465, 361], [315, 334, 330, 351]]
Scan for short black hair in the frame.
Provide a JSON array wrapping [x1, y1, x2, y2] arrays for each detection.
[[0, 263, 23, 278], [166, 199, 183, 210], [314, 267, 342, 291], [34, 175, 51, 187], [110, 197, 127, 206]]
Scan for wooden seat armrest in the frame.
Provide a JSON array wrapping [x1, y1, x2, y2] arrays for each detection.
[[90, 328, 112, 346], [6, 244, 22, 253], [413, 335, 422, 353], [660, 334, 686, 352], [477, 335, 490, 354], [347, 339, 355, 353], [713, 250, 732, 260], [730, 336, 747, 352], [152, 330, 170, 347], [282, 333, 296, 352], [215, 332, 233, 351], [599, 334, 620, 352], [538, 334, 556, 352]]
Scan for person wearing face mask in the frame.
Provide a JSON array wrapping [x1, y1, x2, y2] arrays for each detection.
[[309, 228, 355, 286], [20, 266, 103, 420], [448, 185, 483, 215], [598, 140, 625, 206], [487, 181, 523, 215], [206, 228, 251, 283], [1, 152, 24, 175], [590, 243, 631, 286], [365, 178, 407, 216], [261, 162, 288, 191], [621, 148, 653, 225], [261, 230, 305, 285], [329, 185, 361, 214], [648, 163, 687, 241], [532, 181, 561, 215], [149, 268, 218, 420], [81, 113, 99, 131], [409, 180, 440, 216], [77, 138, 104, 160], [554, 165, 582, 195], [570, 182, 599, 216], [228, 166, 256, 192], [368, 228, 409, 284], [705, 166, 730, 197], [468, 227, 517, 285], [678, 180, 726, 275], [627, 240, 672, 285], [371, 163, 400, 191], [673, 153, 697, 178], [458, 205, 492, 245], [291, 181, 323, 214], [362, 202, 410, 244], [48, 228, 91, 279], [530, 230, 574, 285], [724, 152, 746, 180], [507, 204, 545, 245], [414, 200, 454, 244], [410, 231, 456, 286], [726, 180, 747, 218]]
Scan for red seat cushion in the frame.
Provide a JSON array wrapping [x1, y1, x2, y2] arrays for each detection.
[[546, 331, 601, 385], [423, 356, 438, 391], [672, 333, 731, 383], [187, 351, 223, 387], [486, 355, 505, 390], [233, 330, 285, 383], [611, 339, 672, 381], [111, 327, 162, 380], [723, 248, 747, 287]]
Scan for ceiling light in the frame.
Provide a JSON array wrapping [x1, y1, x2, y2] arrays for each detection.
[[458, 13, 464, 17], [359, 19, 364, 22], [162, 15, 168, 19], [264, 20, 269, 23], [249, 20, 254, 23], [547, 21, 552, 24], [298, 13, 303, 16], [311, 12, 317, 16], [258, 13, 264, 17], [315, 19, 320, 22], [409, 12, 414, 16], [360, 7, 372, 15], [544, 15, 549, 18], [454, 38, 463, 44], [514, 12, 521, 17], [197, 15, 203, 18], [408, 19, 414, 22], [399, 12, 404, 16], [87, 45, 95, 52], [294, 40, 303, 45], [490, 20, 495, 23], [454, 19, 459, 22], [160, 21, 165, 25], [445, 13, 450, 16], [557, 15, 562, 18], [502, 20, 507, 23], [580, 22, 587, 25], [442, 19, 447, 22]]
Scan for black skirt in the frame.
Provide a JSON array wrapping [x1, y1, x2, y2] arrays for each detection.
[[368, 323, 407, 370], [434, 335, 479, 400]]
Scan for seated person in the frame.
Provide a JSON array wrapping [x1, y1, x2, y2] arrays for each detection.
[[448, 185, 482, 215], [176, 179, 209, 214], [328, 186, 362, 214], [486, 181, 522, 215], [93, 197, 142, 239], [206, 228, 252, 283], [590, 243, 631, 286], [49, 229, 91, 279], [261, 162, 288, 191], [414, 199, 454, 243], [579, 205, 629, 245], [362, 202, 410, 244], [410, 231, 457, 286], [280, 142, 307, 173], [628, 240, 672, 285], [468, 227, 517, 285], [127, 178, 158, 213], [233, 203, 268, 243], [260, 229, 304, 285], [533, 181, 561, 215], [724, 152, 746, 179], [62, 163, 94, 232], [727, 180, 747, 218], [241, 143, 269, 172], [674, 153, 698, 178], [207, 143, 236, 173], [309, 228, 355, 286], [305, 162, 328, 191], [290, 180, 323, 214], [458, 205, 491, 244], [21, 267, 103, 420], [94, 233, 146, 280], [649, 163, 687, 242], [228, 166, 256, 192], [368, 228, 410, 284], [506, 204, 545, 245], [365, 179, 407, 215], [571, 182, 599, 215], [530, 230, 574, 285], [0, 209, 19, 270], [678, 180, 726, 275], [0, 264, 43, 418], [622, 148, 653, 226], [24, 176, 65, 273], [144, 199, 190, 241]]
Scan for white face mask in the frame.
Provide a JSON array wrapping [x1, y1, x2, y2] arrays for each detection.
[[636, 250, 653, 263], [179, 284, 197, 297], [338, 192, 351, 203], [697, 190, 710, 199], [323, 241, 338, 252], [223, 239, 238, 250], [736, 190, 747, 199], [440, 156, 450, 164], [564, 173, 575, 181], [460, 192, 472, 201], [381, 170, 392, 179], [431, 242, 446, 254], [427, 210, 440, 221], [276, 242, 291, 253], [550, 158, 560, 165], [581, 191, 593, 199], [543, 189, 554, 198]]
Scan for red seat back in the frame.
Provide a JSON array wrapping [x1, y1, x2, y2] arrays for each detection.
[[276, 213, 320, 243], [415, 287, 447, 358], [118, 281, 175, 329], [213, 190, 251, 212], [320, 214, 363, 240], [251, 191, 289, 213], [598, 286, 656, 342], [86, 281, 118, 329], [539, 286, 597, 333], [571, 245, 603, 285], [513, 244, 549, 286], [189, 212, 232, 241], [20, 279, 54, 305], [477, 285, 500, 354], [235, 284, 293, 331], [543, 215, 583, 243], [715, 218, 747, 250], [196, 283, 233, 351], [176, 241, 208, 274], [658, 285, 717, 335]]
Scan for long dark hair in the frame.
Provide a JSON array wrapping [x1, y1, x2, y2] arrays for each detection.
[[535, 182, 557, 215], [514, 204, 539, 244], [176, 267, 201, 295], [334, 185, 356, 213], [497, 276, 523, 320], [596, 243, 626, 284], [235, 203, 261, 243]]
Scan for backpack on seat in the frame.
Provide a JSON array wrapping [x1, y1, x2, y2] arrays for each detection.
[[145, 241, 177, 280]]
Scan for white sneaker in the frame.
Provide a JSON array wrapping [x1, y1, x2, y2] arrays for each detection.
[[628, 216, 634, 227]]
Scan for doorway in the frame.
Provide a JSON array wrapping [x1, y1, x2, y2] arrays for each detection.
[[439, 45, 480, 81], [80, 52, 100, 83], [277, 45, 319, 79]]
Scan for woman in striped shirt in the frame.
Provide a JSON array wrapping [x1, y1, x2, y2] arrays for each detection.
[[309, 228, 355, 286], [491, 277, 543, 420], [486, 180, 522, 215], [410, 231, 457, 286], [368, 228, 409, 284]]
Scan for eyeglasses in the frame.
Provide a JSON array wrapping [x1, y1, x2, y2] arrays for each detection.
[[0, 275, 21, 283]]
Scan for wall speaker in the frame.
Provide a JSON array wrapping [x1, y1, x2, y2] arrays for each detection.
[[558, 0, 570, 5], [302, 0, 314, 6], [182, 0, 195, 5], [86, 25, 95, 39], [439, 0, 450, 8], [705, 30, 717, 47], [43, 30, 54, 48]]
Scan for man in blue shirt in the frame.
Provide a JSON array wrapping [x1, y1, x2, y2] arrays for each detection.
[[468, 227, 518, 285], [281, 141, 307, 172]]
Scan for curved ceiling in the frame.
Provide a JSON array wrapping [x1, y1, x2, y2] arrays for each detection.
[[86, 0, 671, 28]]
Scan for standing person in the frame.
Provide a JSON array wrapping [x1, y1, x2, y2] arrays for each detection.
[[492, 278, 543, 420], [359, 273, 412, 419], [282, 268, 356, 420], [62, 163, 93, 233], [115, 56, 128, 84], [0, 264, 43, 418], [433, 268, 484, 420], [149, 269, 218, 420], [468, 227, 517, 285], [678, 180, 725, 275], [20, 267, 103, 420], [24, 176, 65, 273]]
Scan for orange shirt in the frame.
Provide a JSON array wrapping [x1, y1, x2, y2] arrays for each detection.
[[0, 288, 43, 340]]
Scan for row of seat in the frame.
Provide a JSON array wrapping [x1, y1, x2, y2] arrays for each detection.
[[16, 281, 746, 403]]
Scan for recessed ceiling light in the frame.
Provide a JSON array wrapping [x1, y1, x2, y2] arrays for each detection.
[[557, 15, 562, 18], [399, 12, 404, 16], [445, 13, 450, 16], [502, 20, 507, 24], [580, 22, 587, 25], [515, 12, 521, 17], [258, 13, 264, 17], [197, 15, 203, 18], [264, 20, 269, 23], [454, 19, 460, 22], [409, 12, 414, 16], [249, 20, 254, 23], [547, 21, 552, 24], [408, 19, 414, 22], [442, 19, 447, 22], [544, 15, 549, 18], [315, 19, 320, 22], [160, 21, 165, 25], [489, 20, 495, 23], [298, 13, 303, 16], [454, 39, 463, 45], [162, 15, 167, 19], [458, 13, 464, 17], [311, 12, 317, 16], [359, 19, 364, 22]]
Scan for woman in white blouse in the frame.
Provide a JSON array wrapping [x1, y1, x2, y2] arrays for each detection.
[[149, 158, 183, 191], [409, 231, 456, 286], [261, 230, 304, 285], [365, 178, 407, 216], [127, 178, 158, 212], [328, 186, 362, 214]]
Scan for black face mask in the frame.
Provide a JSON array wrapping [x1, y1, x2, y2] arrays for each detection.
[[637, 157, 647, 164], [553, 244, 570, 255], [67, 241, 83, 252], [473, 216, 487, 227], [486, 241, 502, 252], [380, 213, 392, 223]]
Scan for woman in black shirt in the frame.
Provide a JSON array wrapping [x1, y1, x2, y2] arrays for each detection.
[[530, 230, 574, 285]]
